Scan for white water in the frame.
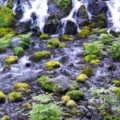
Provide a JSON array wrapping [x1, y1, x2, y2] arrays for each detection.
[[106, 0, 120, 32], [15, 0, 49, 33]]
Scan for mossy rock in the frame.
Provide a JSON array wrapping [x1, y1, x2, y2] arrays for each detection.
[[82, 67, 93, 77], [47, 38, 66, 48], [84, 55, 97, 62], [61, 34, 72, 41], [30, 51, 51, 62], [113, 80, 120, 87], [13, 47, 24, 56], [76, 74, 88, 83], [8, 92, 23, 103], [66, 90, 84, 100], [1, 115, 10, 120], [40, 34, 50, 39], [76, 29, 90, 39], [61, 95, 71, 103], [90, 59, 100, 66], [0, 91, 5, 103], [45, 61, 60, 70], [0, 6, 15, 28], [14, 82, 32, 94], [6, 0, 13, 9], [5, 56, 18, 65], [66, 100, 77, 108], [0, 28, 14, 37]]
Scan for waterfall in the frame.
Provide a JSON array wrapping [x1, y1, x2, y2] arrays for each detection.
[[106, 0, 120, 32], [14, 0, 49, 33]]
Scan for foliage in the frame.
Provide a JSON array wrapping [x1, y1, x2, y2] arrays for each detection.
[[0, 6, 14, 28], [29, 94, 62, 120], [59, 0, 71, 11], [77, 29, 90, 39], [84, 41, 103, 57], [13, 47, 24, 56], [0, 28, 14, 37], [90, 86, 120, 120], [111, 42, 120, 61]]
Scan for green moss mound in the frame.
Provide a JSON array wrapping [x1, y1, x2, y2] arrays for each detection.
[[0, 6, 15, 28], [1, 115, 10, 120], [0, 91, 5, 103], [0, 28, 14, 37], [40, 34, 50, 39], [13, 47, 24, 56]]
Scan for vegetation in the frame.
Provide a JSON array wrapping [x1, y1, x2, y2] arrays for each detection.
[[0, 91, 5, 103], [13, 47, 24, 56]]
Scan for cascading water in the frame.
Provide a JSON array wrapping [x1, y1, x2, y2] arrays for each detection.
[[13, 0, 49, 33], [61, 0, 83, 34], [106, 0, 120, 32]]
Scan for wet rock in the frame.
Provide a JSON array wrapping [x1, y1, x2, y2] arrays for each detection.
[[11, 37, 22, 48], [44, 14, 59, 34]]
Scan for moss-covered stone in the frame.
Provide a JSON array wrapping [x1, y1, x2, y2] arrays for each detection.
[[82, 67, 93, 77], [5, 56, 18, 65], [66, 100, 77, 108], [14, 83, 32, 94], [61, 95, 71, 103], [113, 80, 120, 87], [45, 61, 60, 70], [0, 28, 14, 38], [66, 90, 84, 101], [0, 6, 15, 28], [90, 59, 100, 66], [76, 74, 88, 83], [40, 34, 50, 39], [30, 51, 51, 62], [61, 34, 72, 41], [47, 38, 66, 48], [13, 47, 24, 56], [8, 92, 23, 103], [76, 29, 90, 39], [84, 55, 97, 62], [1, 115, 10, 120], [0, 91, 5, 103]]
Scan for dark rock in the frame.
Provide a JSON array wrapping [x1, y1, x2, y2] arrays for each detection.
[[44, 14, 59, 34]]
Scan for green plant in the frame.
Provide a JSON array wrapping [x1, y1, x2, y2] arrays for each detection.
[[13, 47, 24, 56], [90, 86, 120, 120], [59, 0, 71, 11], [29, 94, 62, 120]]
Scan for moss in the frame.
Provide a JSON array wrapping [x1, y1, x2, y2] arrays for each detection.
[[5, 56, 18, 65], [40, 34, 50, 39], [14, 82, 32, 94], [66, 90, 84, 101], [8, 92, 23, 103], [66, 100, 77, 108], [113, 80, 120, 87], [76, 74, 88, 83], [30, 51, 51, 62], [90, 59, 101, 66], [61, 34, 72, 41], [82, 67, 93, 77], [61, 95, 71, 103], [84, 55, 97, 62], [97, 14, 106, 22], [73, 83, 79, 90], [47, 38, 67, 48], [6, 0, 13, 9], [0, 91, 5, 103], [22, 103, 32, 110], [0, 6, 15, 28], [76, 29, 90, 39], [0, 28, 14, 37], [45, 61, 60, 70], [13, 47, 24, 56], [1, 115, 10, 120]]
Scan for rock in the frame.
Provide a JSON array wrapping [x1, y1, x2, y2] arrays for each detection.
[[88, 1, 108, 16], [5, 56, 18, 65], [76, 74, 88, 83], [76, 29, 90, 39], [0, 91, 5, 103], [1, 115, 10, 120], [66, 100, 77, 108], [40, 34, 50, 39], [66, 90, 84, 101], [11, 37, 22, 48], [8, 92, 23, 103], [44, 14, 59, 34], [14, 82, 32, 94], [13, 47, 24, 56], [15, 22, 31, 34], [76, 5, 89, 27], [61, 95, 71, 103], [45, 61, 60, 70]]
